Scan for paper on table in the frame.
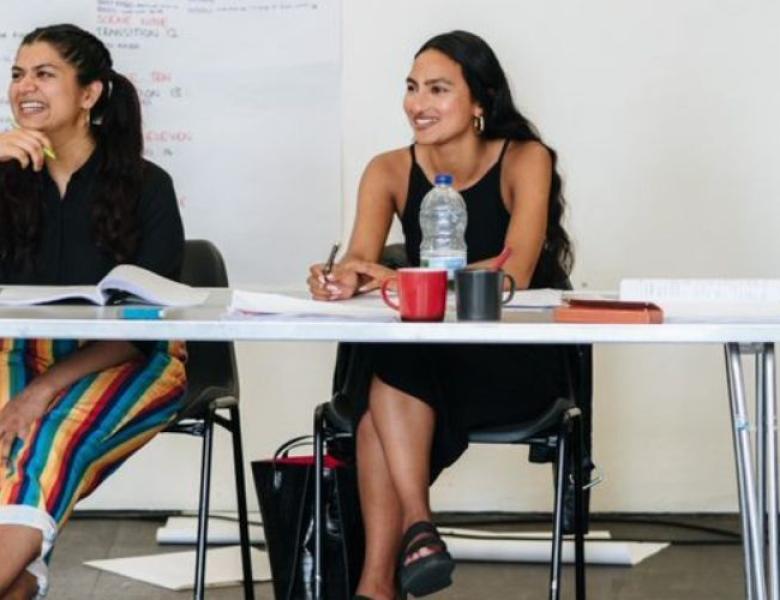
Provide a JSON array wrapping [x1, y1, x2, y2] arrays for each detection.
[[229, 289, 394, 319], [617, 279, 780, 322], [84, 546, 270, 590], [0, 285, 103, 305], [655, 302, 780, 323], [0, 265, 209, 307], [620, 278, 780, 303], [98, 265, 210, 307], [504, 288, 564, 308]]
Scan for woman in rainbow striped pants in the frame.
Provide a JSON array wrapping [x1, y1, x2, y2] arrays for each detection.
[[0, 25, 187, 599]]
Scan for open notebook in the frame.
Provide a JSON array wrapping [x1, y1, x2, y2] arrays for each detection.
[[0, 264, 209, 307]]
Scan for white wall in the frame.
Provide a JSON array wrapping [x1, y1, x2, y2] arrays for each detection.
[[81, 0, 780, 514]]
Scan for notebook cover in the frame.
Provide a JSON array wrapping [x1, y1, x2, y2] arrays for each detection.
[[553, 299, 664, 324]]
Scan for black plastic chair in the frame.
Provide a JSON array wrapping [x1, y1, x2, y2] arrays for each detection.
[[466, 344, 590, 600], [164, 239, 254, 600]]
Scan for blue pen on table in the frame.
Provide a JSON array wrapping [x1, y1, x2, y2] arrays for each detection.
[[119, 306, 166, 320]]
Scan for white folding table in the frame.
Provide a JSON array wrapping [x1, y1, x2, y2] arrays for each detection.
[[0, 290, 777, 599]]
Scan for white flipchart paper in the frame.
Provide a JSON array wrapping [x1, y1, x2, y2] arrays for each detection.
[[85, 545, 271, 591]]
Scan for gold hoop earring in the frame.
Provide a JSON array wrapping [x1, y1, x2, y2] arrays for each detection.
[[473, 114, 485, 134]]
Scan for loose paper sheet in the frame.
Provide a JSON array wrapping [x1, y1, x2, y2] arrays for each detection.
[[229, 289, 394, 319], [85, 546, 270, 590]]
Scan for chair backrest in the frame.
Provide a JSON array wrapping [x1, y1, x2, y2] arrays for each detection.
[[178, 240, 239, 418]]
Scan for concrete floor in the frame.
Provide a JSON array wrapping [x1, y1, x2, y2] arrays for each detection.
[[48, 515, 746, 599]]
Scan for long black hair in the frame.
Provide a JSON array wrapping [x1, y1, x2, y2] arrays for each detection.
[[0, 23, 144, 270], [417, 30, 573, 279]]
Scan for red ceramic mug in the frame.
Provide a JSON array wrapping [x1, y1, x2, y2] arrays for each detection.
[[380, 268, 448, 322]]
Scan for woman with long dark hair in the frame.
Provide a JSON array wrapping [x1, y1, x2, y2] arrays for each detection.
[[0, 24, 186, 599], [308, 30, 572, 599]]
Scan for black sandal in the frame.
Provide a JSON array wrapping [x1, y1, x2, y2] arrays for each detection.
[[397, 521, 454, 598]]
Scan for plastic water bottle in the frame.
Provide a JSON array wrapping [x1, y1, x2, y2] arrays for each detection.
[[419, 173, 467, 278]]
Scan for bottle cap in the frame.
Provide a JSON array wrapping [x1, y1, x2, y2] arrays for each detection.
[[434, 173, 453, 186]]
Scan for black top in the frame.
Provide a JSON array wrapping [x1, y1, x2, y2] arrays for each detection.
[[0, 149, 184, 285], [400, 142, 565, 288]]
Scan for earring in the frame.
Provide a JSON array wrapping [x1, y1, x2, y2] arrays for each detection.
[[473, 114, 485, 134]]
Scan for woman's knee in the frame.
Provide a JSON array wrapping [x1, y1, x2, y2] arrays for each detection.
[[0, 525, 43, 566]]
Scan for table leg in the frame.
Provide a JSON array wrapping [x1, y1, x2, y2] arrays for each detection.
[[762, 345, 779, 600], [757, 349, 766, 567], [726, 343, 767, 600]]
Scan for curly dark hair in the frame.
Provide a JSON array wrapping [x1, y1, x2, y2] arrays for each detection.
[[0, 23, 144, 271], [417, 30, 574, 280]]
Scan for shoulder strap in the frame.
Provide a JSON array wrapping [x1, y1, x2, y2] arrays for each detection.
[[497, 139, 511, 165]]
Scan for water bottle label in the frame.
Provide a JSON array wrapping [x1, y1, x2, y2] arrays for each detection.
[[421, 256, 466, 279]]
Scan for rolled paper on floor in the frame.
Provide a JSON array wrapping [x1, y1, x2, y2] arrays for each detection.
[[439, 528, 668, 566]]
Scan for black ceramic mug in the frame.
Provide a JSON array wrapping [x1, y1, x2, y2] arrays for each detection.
[[455, 268, 516, 321]]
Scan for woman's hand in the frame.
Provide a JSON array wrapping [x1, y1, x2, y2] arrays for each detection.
[[0, 379, 56, 471], [348, 260, 396, 294], [308, 262, 360, 301], [307, 259, 395, 300], [0, 127, 53, 172]]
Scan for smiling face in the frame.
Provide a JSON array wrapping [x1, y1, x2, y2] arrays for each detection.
[[404, 49, 482, 146], [9, 41, 101, 135]]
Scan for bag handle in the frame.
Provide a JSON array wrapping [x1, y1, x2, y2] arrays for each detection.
[[273, 435, 313, 460]]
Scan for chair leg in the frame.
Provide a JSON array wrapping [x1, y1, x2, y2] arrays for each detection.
[[194, 413, 215, 600], [229, 405, 255, 600], [550, 425, 569, 600], [313, 403, 327, 600], [572, 414, 587, 600]]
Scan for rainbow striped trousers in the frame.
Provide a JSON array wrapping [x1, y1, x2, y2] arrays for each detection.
[[0, 338, 186, 596]]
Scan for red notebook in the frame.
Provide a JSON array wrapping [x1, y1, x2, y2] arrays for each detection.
[[553, 299, 664, 324]]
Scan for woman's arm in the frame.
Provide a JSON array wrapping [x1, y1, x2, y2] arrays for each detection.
[[469, 141, 553, 289], [0, 340, 141, 467], [309, 152, 400, 300], [128, 163, 185, 354], [133, 164, 185, 279]]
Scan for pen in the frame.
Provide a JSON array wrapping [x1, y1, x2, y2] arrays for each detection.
[[9, 117, 57, 160], [323, 243, 340, 276], [119, 306, 166, 320]]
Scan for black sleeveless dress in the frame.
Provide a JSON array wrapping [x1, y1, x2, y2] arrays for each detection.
[[348, 142, 568, 481]]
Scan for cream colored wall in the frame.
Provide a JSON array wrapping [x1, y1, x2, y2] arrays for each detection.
[[81, 0, 780, 514]]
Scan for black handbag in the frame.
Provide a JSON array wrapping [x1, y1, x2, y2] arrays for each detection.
[[252, 436, 364, 600]]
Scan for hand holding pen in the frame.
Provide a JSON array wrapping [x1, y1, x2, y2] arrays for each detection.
[[308, 243, 350, 301], [0, 117, 56, 172]]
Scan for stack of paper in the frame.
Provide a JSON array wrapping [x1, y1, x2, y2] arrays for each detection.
[[620, 279, 780, 322], [504, 288, 564, 308], [228, 289, 394, 319]]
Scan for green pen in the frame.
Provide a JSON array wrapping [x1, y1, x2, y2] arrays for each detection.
[[9, 117, 57, 160]]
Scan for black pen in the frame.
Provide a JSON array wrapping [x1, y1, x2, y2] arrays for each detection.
[[323, 243, 340, 276]]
